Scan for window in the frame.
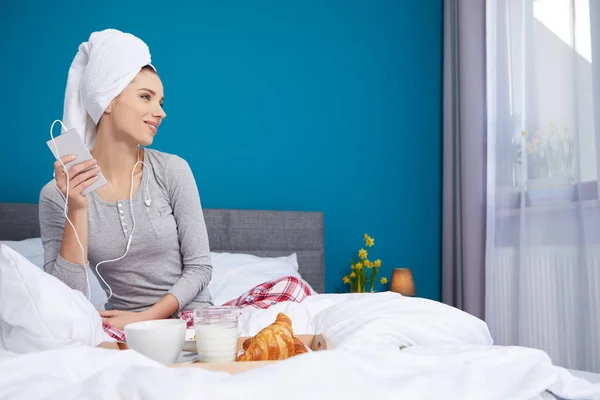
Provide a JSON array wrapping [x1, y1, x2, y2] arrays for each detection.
[[530, 0, 597, 183]]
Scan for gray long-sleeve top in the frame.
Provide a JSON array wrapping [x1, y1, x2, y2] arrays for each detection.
[[39, 148, 213, 313]]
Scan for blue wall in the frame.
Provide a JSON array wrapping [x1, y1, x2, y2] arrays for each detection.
[[0, 0, 442, 299]]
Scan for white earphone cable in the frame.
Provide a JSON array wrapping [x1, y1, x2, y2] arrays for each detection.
[[94, 147, 150, 302], [49, 120, 152, 304]]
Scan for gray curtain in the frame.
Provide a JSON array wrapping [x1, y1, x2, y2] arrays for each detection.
[[442, 0, 487, 319]]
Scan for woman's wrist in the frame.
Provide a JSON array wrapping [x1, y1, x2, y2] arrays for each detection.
[[139, 309, 155, 321], [142, 294, 180, 320], [67, 205, 88, 219], [140, 308, 161, 321], [67, 197, 89, 213]]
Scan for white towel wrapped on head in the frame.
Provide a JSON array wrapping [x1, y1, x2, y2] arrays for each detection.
[[62, 29, 154, 150]]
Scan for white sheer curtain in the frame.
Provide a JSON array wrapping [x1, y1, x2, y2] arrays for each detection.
[[485, 0, 600, 373]]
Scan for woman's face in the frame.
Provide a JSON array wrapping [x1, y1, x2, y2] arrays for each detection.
[[103, 68, 166, 147]]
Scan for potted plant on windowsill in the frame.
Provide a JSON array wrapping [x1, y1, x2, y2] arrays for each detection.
[[523, 124, 575, 206]]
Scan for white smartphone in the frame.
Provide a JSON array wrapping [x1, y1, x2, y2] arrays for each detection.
[[46, 128, 107, 195]]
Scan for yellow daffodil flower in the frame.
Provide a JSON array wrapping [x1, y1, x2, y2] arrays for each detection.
[[355, 262, 363, 270], [350, 272, 356, 278], [364, 260, 373, 269], [380, 277, 388, 284], [343, 276, 350, 284], [359, 249, 367, 259], [374, 259, 381, 267], [365, 236, 375, 247]]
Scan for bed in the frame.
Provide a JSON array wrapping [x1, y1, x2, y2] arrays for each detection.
[[0, 202, 599, 400]]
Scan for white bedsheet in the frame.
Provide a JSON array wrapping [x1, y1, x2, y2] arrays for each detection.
[[1, 292, 599, 400]]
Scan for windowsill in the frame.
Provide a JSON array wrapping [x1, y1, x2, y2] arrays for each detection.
[[493, 181, 600, 246], [497, 199, 600, 217], [495, 180, 599, 217]]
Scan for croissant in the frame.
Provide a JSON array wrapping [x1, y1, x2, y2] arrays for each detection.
[[241, 333, 307, 355], [237, 313, 307, 361], [293, 337, 308, 355]]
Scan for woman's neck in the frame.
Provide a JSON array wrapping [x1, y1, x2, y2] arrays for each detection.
[[91, 130, 143, 185]]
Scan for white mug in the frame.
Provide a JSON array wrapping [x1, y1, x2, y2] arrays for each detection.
[[124, 319, 186, 365]]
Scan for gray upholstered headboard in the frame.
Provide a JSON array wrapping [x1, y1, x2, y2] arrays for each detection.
[[0, 202, 324, 292]]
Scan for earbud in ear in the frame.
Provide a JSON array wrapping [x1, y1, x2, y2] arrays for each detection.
[[145, 199, 152, 207]]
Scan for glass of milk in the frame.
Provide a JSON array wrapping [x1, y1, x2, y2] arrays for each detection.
[[193, 306, 241, 362]]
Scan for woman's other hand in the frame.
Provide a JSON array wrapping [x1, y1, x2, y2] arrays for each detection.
[[99, 310, 147, 331]]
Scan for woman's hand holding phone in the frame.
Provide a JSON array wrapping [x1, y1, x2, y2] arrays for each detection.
[[54, 155, 102, 211]]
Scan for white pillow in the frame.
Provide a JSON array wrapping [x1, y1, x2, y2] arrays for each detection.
[[0, 238, 44, 268], [0, 238, 107, 310], [0, 245, 109, 353], [208, 252, 316, 306]]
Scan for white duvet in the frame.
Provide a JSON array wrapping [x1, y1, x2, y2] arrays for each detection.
[[1, 292, 599, 400]]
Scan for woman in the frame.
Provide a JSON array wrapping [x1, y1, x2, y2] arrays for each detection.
[[39, 29, 212, 331]]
